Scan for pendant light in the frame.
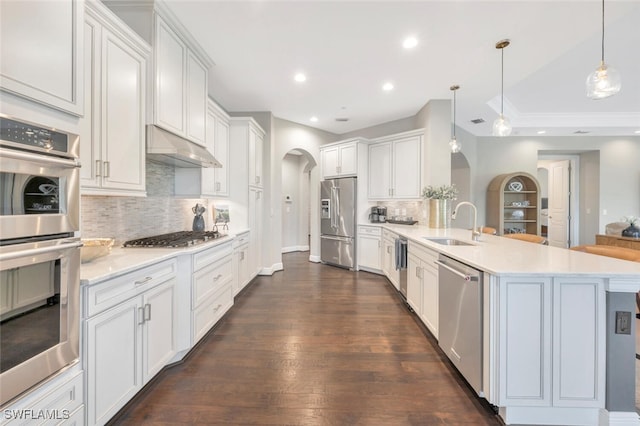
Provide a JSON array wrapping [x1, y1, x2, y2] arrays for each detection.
[[586, 0, 621, 99], [493, 39, 512, 137], [449, 85, 461, 153]]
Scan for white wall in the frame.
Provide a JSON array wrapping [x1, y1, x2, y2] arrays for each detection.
[[281, 153, 310, 252], [272, 118, 338, 264], [414, 99, 452, 188]]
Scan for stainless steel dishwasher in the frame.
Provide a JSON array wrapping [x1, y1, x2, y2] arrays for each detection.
[[436, 254, 483, 395]]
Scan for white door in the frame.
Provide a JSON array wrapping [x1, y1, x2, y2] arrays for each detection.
[[548, 160, 571, 248], [392, 137, 421, 198], [368, 143, 391, 199]]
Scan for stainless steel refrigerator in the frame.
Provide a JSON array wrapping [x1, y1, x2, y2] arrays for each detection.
[[320, 177, 357, 269]]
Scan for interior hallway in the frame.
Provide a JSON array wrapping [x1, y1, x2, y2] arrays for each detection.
[[113, 252, 500, 424]]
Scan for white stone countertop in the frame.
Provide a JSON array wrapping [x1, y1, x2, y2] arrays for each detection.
[[376, 224, 640, 278], [80, 231, 241, 285]]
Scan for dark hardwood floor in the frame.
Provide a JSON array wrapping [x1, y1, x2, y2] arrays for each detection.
[[113, 252, 501, 425]]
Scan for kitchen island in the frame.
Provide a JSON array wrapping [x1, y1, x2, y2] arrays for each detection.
[[377, 224, 640, 426]]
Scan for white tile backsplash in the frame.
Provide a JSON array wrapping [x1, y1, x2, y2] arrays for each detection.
[[81, 161, 216, 245]]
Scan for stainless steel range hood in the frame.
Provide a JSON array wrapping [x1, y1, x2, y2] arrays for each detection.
[[146, 125, 221, 168]]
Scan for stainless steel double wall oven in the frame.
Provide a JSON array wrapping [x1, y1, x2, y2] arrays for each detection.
[[0, 115, 81, 406]]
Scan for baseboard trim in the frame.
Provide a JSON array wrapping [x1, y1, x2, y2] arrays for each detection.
[[602, 411, 640, 426], [309, 255, 321, 263], [259, 262, 284, 276], [281, 245, 310, 254]]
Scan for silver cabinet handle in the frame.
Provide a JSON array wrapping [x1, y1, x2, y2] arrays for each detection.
[[213, 303, 222, 313], [215, 182, 221, 191], [96, 160, 102, 177], [103, 161, 110, 178], [240, 251, 245, 261], [135, 276, 153, 285], [213, 273, 223, 282], [144, 303, 151, 321], [416, 266, 421, 278], [138, 306, 145, 325]]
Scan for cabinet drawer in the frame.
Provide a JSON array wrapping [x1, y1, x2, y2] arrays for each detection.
[[232, 232, 250, 248], [382, 229, 398, 241], [358, 225, 381, 236], [192, 241, 232, 272], [85, 259, 177, 317], [409, 242, 438, 270], [192, 255, 232, 307], [192, 283, 233, 344], [4, 371, 83, 425]]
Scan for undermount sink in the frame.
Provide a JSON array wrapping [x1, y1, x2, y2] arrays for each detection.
[[424, 238, 474, 246]]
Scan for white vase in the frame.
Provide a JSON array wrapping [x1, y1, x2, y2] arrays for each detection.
[[428, 199, 452, 228]]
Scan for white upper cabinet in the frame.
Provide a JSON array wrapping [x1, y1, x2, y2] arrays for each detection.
[[153, 14, 209, 146], [154, 17, 185, 136], [175, 99, 230, 198], [320, 140, 358, 179], [80, 1, 150, 196], [231, 117, 265, 188], [186, 52, 207, 145], [0, 0, 84, 115], [103, 2, 213, 146], [368, 131, 422, 200]]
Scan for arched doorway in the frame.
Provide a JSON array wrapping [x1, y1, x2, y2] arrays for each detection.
[[281, 149, 317, 254]]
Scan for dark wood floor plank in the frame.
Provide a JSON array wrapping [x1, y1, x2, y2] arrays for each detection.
[[112, 252, 500, 425]]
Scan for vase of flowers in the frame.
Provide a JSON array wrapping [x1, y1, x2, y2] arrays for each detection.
[[621, 216, 640, 238], [423, 184, 458, 228]]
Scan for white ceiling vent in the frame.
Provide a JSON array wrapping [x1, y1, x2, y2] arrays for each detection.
[[470, 118, 485, 124], [335, 117, 349, 122]]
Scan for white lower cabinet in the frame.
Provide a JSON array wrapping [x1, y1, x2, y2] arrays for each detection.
[[381, 230, 399, 290], [190, 241, 234, 345], [84, 259, 177, 426], [357, 226, 381, 272], [0, 369, 84, 426], [232, 231, 251, 296], [407, 242, 438, 338], [495, 276, 605, 420]]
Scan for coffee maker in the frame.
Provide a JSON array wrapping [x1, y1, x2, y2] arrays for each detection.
[[369, 206, 387, 223]]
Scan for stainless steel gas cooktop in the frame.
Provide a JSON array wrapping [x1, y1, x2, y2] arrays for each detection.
[[123, 231, 225, 248]]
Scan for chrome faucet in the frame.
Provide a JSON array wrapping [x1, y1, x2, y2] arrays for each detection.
[[452, 201, 481, 241]]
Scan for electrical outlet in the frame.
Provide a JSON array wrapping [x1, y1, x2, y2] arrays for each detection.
[[615, 311, 631, 335]]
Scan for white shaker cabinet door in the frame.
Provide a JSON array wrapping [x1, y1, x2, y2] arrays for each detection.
[[100, 29, 146, 192], [338, 143, 358, 176], [0, 0, 84, 115], [86, 299, 142, 426], [214, 117, 230, 196], [142, 279, 176, 383], [321, 146, 339, 179], [155, 17, 186, 136], [392, 136, 421, 198], [186, 52, 207, 146], [368, 142, 392, 199]]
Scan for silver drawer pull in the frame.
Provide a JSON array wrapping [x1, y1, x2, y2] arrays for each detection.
[[213, 304, 222, 312], [213, 274, 223, 282], [144, 303, 151, 321], [138, 306, 145, 325], [135, 276, 153, 285]]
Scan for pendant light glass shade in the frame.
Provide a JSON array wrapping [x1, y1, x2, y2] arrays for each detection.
[[586, 0, 620, 99], [493, 39, 512, 137], [449, 85, 461, 153], [586, 63, 621, 99], [493, 114, 512, 137]]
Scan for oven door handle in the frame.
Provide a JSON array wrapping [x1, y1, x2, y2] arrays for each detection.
[[0, 241, 82, 262], [0, 147, 80, 168]]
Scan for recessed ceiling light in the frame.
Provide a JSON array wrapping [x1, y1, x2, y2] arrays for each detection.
[[310, 116, 318, 122], [403, 37, 418, 49], [537, 130, 546, 135], [382, 82, 394, 91], [294, 73, 306, 83]]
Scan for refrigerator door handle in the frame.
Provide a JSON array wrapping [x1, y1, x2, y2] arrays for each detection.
[[321, 235, 353, 243], [330, 187, 337, 228]]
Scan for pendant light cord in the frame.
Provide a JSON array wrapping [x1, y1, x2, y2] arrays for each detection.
[[601, 0, 605, 63], [500, 47, 504, 116], [453, 89, 456, 138]]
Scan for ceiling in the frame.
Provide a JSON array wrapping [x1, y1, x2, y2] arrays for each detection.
[[162, 0, 640, 137]]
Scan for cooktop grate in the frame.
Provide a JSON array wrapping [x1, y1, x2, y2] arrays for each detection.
[[123, 231, 224, 248]]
